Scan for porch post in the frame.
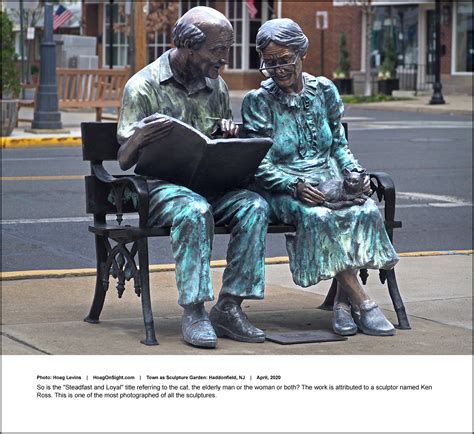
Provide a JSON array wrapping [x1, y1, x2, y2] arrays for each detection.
[[133, 1, 148, 73]]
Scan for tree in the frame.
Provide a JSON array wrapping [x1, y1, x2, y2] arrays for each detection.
[[378, 30, 396, 79], [1, 11, 21, 98], [334, 33, 351, 79], [12, 4, 43, 84]]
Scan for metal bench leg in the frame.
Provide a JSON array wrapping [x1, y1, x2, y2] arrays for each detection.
[[386, 268, 411, 330], [137, 238, 159, 345], [84, 235, 108, 324]]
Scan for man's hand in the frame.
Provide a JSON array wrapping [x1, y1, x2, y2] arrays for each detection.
[[137, 113, 174, 147], [219, 118, 239, 138], [296, 182, 325, 205]]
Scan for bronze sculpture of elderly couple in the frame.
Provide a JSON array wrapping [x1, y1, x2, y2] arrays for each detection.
[[117, 6, 399, 349]]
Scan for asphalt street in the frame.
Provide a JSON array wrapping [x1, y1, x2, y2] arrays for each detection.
[[1, 108, 472, 272]]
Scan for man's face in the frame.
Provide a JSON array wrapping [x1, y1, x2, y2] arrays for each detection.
[[192, 25, 234, 79]]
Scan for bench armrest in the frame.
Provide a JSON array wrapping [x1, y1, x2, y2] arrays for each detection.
[[91, 163, 150, 228], [368, 171, 402, 239]]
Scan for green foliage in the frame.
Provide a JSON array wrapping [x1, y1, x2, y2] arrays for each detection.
[[1, 11, 21, 98], [378, 31, 397, 80], [333, 33, 351, 79], [342, 94, 412, 104]]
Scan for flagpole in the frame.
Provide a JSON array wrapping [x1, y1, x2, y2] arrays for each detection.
[[30, 1, 63, 131]]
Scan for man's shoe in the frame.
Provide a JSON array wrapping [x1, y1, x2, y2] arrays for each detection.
[[352, 300, 395, 336], [209, 304, 265, 343], [332, 303, 357, 336], [182, 305, 217, 348]]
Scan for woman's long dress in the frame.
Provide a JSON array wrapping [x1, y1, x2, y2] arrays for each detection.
[[242, 74, 399, 287]]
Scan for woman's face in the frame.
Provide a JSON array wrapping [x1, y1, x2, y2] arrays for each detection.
[[260, 42, 304, 93]]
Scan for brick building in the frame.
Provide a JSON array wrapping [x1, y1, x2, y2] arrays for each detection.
[[7, 1, 471, 94]]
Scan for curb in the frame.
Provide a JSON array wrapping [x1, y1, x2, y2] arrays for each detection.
[[1, 136, 82, 148], [1, 251, 471, 282]]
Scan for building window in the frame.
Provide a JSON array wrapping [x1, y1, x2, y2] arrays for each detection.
[[454, 1, 473, 72], [226, 1, 274, 70], [371, 5, 419, 68], [180, 0, 216, 15], [147, 2, 177, 62], [104, 2, 130, 67], [147, 1, 215, 63]]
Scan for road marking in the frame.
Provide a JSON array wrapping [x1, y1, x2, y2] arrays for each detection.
[[1, 136, 82, 148], [1, 251, 472, 281], [342, 116, 375, 121], [0, 216, 141, 225], [1, 217, 93, 225], [398, 191, 472, 207], [1, 191, 472, 225], [2, 156, 81, 161], [1, 175, 84, 181]]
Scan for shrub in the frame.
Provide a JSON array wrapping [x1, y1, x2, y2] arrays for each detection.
[[1, 11, 21, 98], [333, 33, 351, 79], [378, 31, 397, 80]]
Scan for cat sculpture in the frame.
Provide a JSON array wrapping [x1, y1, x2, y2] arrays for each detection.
[[318, 169, 369, 210]]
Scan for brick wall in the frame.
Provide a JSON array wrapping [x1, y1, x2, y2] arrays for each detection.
[[280, 2, 362, 79]]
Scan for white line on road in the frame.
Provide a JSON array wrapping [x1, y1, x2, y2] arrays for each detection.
[[398, 191, 472, 206], [0, 216, 138, 225], [1, 191, 471, 225]]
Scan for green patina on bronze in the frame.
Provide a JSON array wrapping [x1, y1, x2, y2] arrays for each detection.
[[117, 50, 231, 144], [242, 74, 399, 287], [117, 49, 268, 307]]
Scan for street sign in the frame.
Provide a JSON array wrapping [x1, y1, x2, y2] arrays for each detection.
[[27, 27, 35, 40], [316, 11, 328, 30]]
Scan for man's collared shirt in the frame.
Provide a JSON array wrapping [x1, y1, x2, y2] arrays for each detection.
[[117, 50, 232, 144]]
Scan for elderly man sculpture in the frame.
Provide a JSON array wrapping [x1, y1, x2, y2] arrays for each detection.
[[117, 7, 269, 348]]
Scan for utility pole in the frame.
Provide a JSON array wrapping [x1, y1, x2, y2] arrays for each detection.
[[30, 1, 63, 131], [429, 0, 445, 104], [19, 0, 26, 99]]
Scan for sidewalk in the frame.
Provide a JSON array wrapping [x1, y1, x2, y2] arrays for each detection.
[[350, 92, 473, 115], [1, 93, 472, 148], [2, 253, 472, 355]]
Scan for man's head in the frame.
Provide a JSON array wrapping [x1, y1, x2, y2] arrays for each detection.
[[172, 7, 234, 79]]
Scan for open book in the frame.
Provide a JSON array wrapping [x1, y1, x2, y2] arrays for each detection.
[[135, 116, 272, 194]]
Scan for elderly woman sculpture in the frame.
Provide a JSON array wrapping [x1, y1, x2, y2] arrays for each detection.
[[242, 19, 399, 336]]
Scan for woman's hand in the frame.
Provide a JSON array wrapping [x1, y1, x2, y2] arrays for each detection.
[[363, 174, 372, 195], [296, 182, 325, 205]]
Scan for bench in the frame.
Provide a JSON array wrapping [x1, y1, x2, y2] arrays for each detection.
[[81, 121, 410, 345], [18, 67, 129, 123]]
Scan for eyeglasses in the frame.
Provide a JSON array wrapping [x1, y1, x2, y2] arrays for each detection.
[[259, 55, 299, 78]]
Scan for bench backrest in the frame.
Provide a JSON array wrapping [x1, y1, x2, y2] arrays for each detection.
[[82, 122, 120, 161], [81, 121, 347, 223], [57, 68, 129, 106]]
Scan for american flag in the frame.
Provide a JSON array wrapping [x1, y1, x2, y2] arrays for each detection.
[[246, 0, 258, 19], [53, 4, 73, 31]]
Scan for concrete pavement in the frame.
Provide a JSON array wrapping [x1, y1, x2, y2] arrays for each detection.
[[351, 92, 473, 115], [2, 253, 472, 355]]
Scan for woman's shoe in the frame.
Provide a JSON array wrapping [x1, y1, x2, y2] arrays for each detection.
[[352, 300, 395, 336], [332, 303, 357, 336]]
